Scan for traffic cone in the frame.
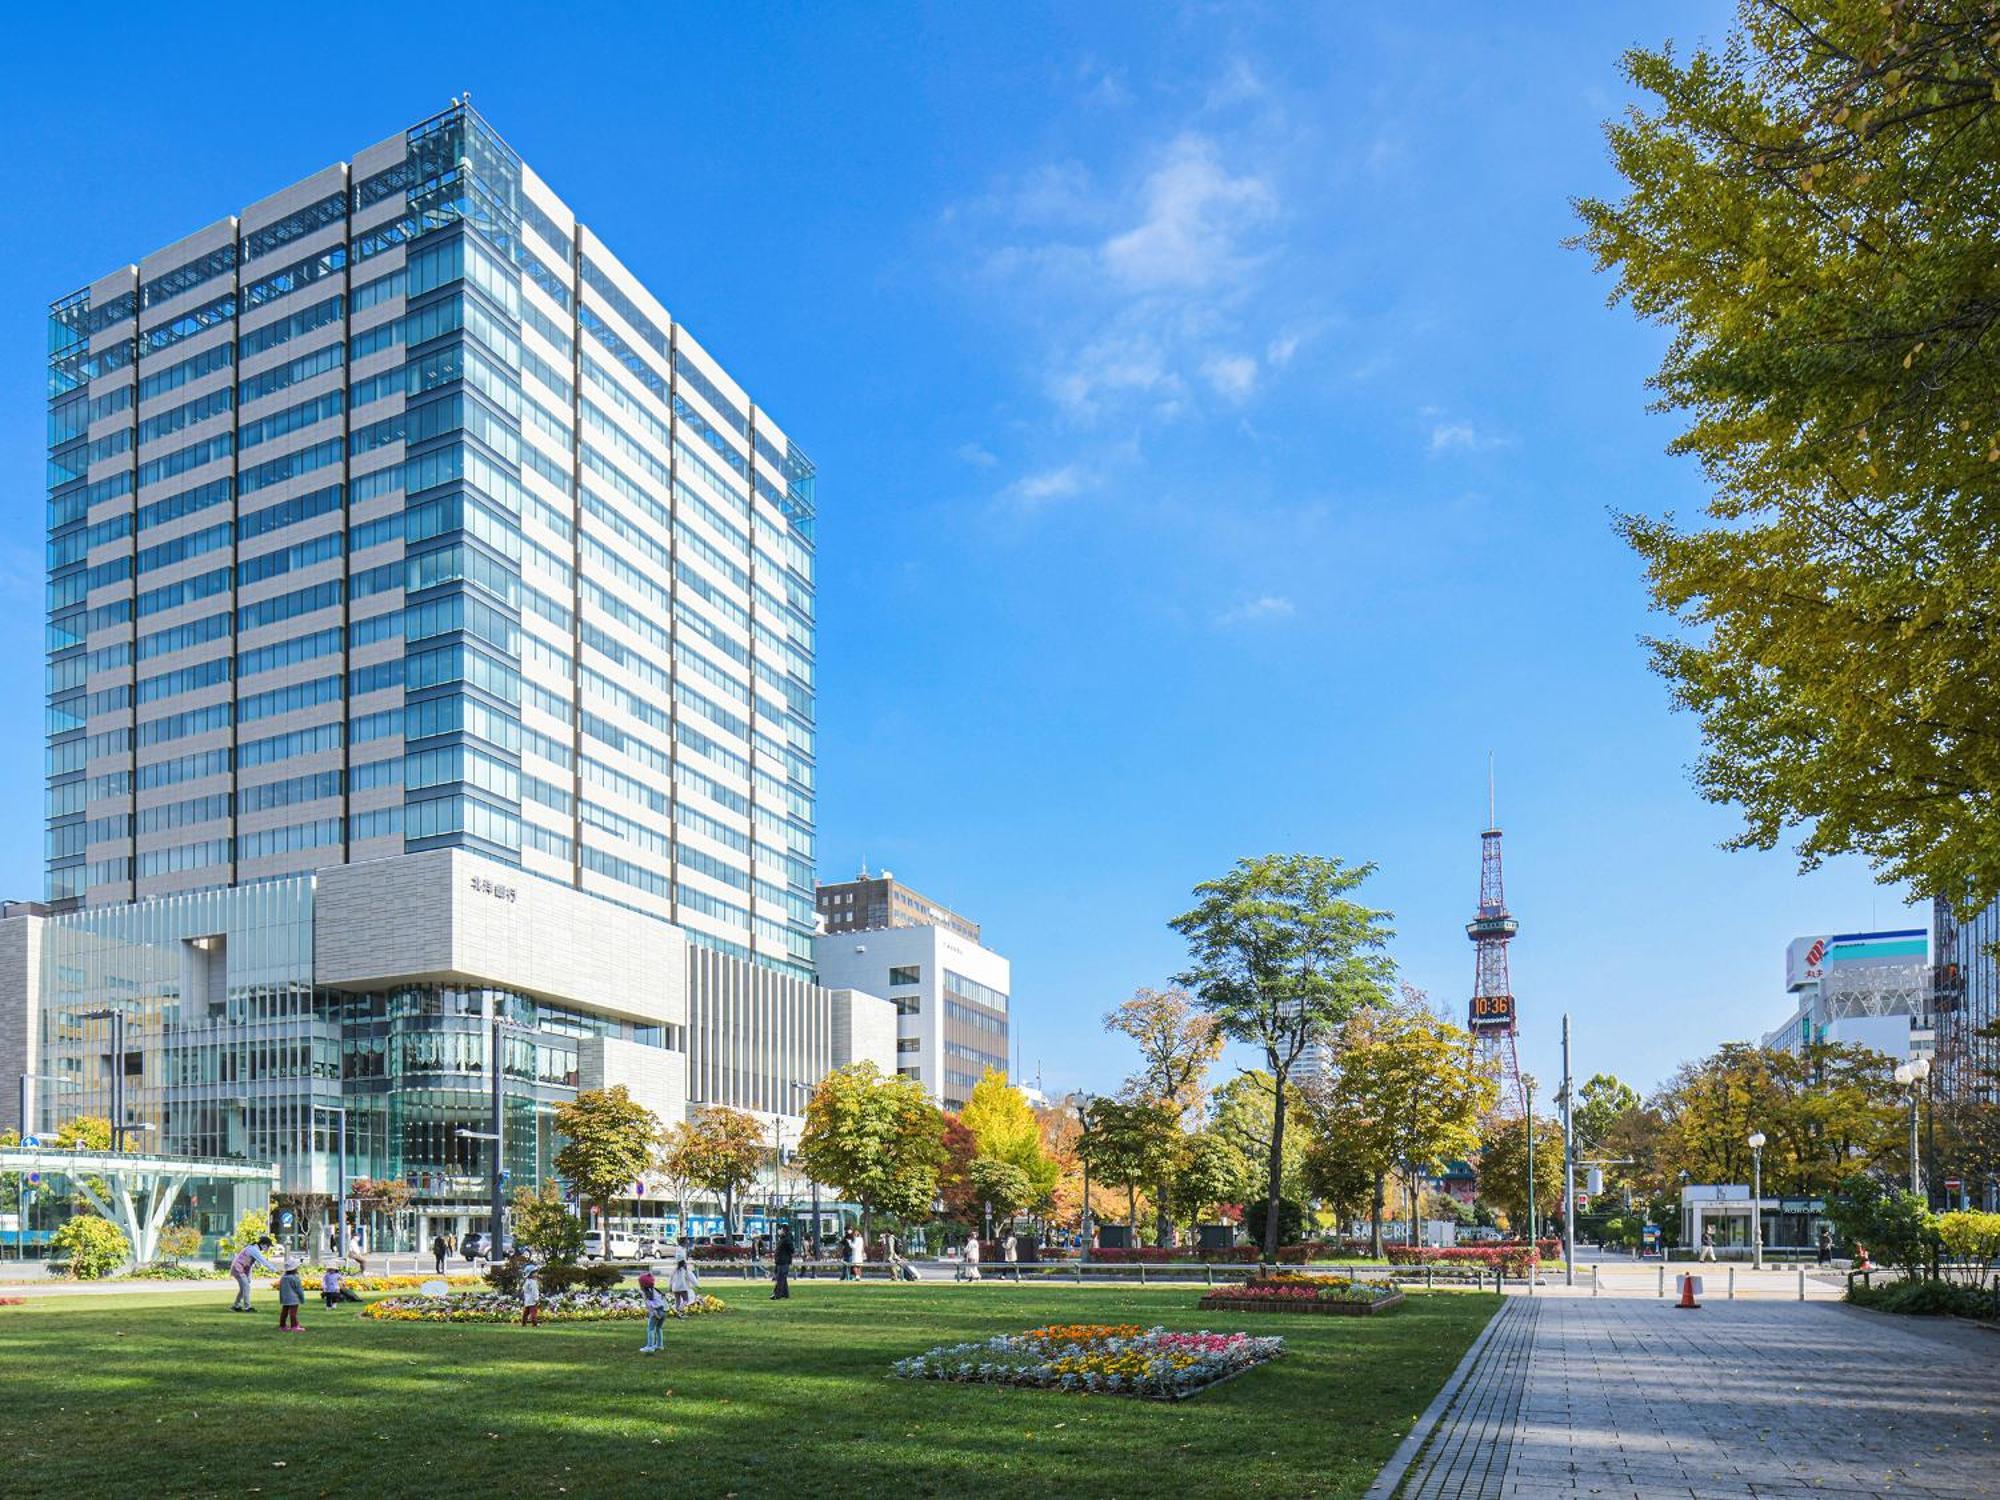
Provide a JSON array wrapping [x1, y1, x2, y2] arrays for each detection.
[[1676, 1272, 1700, 1310]]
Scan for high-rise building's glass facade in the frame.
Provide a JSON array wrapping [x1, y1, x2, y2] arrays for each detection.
[[44, 102, 818, 981]]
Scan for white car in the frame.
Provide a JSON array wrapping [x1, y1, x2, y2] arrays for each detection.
[[582, 1230, 641, 1261]]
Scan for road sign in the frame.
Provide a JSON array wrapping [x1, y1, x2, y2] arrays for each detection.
[[20, 1135, 39, 1148], [633, 1181, 645, 1197], [279, 1210, 294, 1227]]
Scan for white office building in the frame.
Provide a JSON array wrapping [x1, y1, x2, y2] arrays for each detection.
[[814, 924, 1010, 1109]]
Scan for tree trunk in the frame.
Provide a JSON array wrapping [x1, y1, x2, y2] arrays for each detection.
[[1155, 1180, 1174, 1248], [1127, 1184, 1139, 1239], [1264, 1066, 1289, 1260], [1370, 1173, 1386, 1258]]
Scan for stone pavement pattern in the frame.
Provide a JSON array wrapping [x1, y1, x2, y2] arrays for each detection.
[[1394, 1295, 2000, 1498]]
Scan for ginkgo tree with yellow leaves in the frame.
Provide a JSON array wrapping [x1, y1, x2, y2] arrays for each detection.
[[1577, 2, 2000, 912]]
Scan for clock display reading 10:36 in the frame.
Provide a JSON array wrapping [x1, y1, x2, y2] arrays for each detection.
[[1469, 995, 1516, 1025]]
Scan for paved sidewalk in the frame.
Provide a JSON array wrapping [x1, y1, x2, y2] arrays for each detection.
[[1390, 1295, 2000, 1498]]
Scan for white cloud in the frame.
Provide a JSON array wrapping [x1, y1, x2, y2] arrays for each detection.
[[941, 78, 1299, 433], [1004, 465, 1088, 509], [956, 441, 999, 468], [1215, 594, 1296, 626], [1203, 352, 1259, 401], [1427, 418, 1512, 456], [1101, 134, 1276, 291]]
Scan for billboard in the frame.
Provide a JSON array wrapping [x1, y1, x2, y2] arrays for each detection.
[[1785, 929, 1927, 992], [1468, 994, 1515, 1030]]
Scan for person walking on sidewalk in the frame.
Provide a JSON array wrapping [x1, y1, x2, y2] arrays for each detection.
[[229, 1236, 279, 1312], [432, 1233, 449, 1275], [1002, 1231, 1020, 1282], [1698, 1227, 1717, 1263], [1817, 1225, 1833, 1265]]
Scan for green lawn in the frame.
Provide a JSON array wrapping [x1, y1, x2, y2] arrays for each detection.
[[0, 1283, 1496, 1498]]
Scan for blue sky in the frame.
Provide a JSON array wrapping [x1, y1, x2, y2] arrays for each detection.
[[0, 4, 1923, 1101]]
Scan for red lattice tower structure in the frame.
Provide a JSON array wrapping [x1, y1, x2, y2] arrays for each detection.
[[1466, 808, 1527, 1119]]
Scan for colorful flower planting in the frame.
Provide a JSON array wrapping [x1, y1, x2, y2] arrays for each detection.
[[1199, 1274, 1404, 1316], [363, 1290, 727, 1323], [891, 1323, 1282, 1400]]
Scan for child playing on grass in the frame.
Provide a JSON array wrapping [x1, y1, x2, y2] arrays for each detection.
[[276, 1260, 305, 1331], [668, 1246, 699, 1316], [520, 1263, 543, 1327], [638, 1271, 667, 1352]]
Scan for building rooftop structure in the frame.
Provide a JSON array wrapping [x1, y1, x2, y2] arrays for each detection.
[[816, 869, 980, 943]]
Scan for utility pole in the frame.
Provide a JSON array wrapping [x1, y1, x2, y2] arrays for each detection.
[[1560, 1013, 1576, 1287]]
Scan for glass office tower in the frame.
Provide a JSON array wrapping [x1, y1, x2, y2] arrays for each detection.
[[44, 101, 818, 982]]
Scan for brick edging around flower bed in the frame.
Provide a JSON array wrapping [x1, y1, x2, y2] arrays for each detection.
[[1196, 1291, 1406, 1316]]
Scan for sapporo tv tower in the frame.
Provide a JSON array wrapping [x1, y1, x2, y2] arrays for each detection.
[[1467, 769, 1527, 1118]]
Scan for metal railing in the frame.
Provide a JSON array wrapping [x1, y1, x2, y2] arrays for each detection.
[[673, 1257, 1511, 1292]]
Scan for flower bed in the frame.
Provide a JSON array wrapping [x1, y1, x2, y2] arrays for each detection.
[[362, 1290, 727, 1323], [267, 1273, 486, 1293], [892, 1323, 1282, 1400], [1199, 1275, 1404, 1317]]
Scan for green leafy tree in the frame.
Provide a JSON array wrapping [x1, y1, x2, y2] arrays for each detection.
[[967, 1156, 1034, 1229], [1079, 1097, 1178, 1239], [1305, 997, 1495, 1255], [1650, 1042, 1902, 1196], [510, 1178, 587, 1263], [553, 1086, 661, 1246], [1300, 1126, 1375, 1234], [1175, 1131, 1250, 1232], [678, 1105, 769, 1235], [1575, 1075, 1640, 1155], [1576, 3, 2000, 907], [1477, 1113, 1567, 1236], [1171, 854, 1395, 1257], [51, 1215, 129, 1279], [1210, 1071, 1308, 1205], [1827, 1172, 1934, 1281], [796, 1063, 947, 1235]]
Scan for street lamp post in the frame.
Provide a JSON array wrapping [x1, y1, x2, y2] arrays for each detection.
[[1524, 1076, 1537, 1246], [1893, 1057, 1931, 1201], [1071, 1093, 1095, 1265], [789, 1083, 819, 1266], [1747, 1131, 1766, 1271]]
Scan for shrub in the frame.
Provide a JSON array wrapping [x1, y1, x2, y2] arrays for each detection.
[[1933, 1210, 2000, 1285], [218, 1209, 272, 1260], [128, 1263, 226, 1280], [1385, 1245, 1537, 1276], [155, 1223, 204, 1262], [484, 1253, 528, 1295], [1847, 1276, 1994, 1318], [51, 1216, 130, 1279], [540, 1262, 626, 1294]]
